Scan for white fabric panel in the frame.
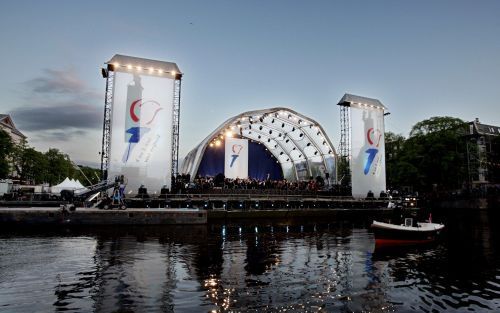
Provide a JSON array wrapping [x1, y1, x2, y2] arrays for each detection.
[[350, 107, 386, 198], [108, 71, 174, 194], [224, 138, 248, 179]]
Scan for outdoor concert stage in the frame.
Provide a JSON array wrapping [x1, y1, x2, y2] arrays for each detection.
[[0, 193, 414, 225]]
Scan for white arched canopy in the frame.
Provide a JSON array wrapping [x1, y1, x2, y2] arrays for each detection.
[[181, 108, 338, 182]]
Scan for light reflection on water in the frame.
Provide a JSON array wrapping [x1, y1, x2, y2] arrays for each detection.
[[0, 210, 499, 312]]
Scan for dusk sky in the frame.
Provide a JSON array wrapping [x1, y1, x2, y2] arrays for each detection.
[[1, 0, 499, 166]]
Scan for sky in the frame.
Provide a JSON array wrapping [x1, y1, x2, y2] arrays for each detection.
[[1, 0, 499, 167]]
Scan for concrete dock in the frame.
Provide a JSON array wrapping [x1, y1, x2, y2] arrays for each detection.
[[0, 207, 207, 225]]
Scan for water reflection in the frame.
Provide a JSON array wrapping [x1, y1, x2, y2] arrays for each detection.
[[0, 210, 499, 312]]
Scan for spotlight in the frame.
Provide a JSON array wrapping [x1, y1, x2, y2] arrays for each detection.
[[215, 140, 221, 146], [127, 64, 133, 70], [209, 143, 214, 147], [225, 130, 233, 138], [101, 68, 108, 78]]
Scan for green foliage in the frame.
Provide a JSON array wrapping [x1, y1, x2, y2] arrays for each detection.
[[488, 136, 500, 183], [385, 116, 468, 192], [0, 129, 13, 178], [9, 141, 100, 186]]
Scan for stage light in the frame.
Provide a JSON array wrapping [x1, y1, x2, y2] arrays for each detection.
[[149, 67, 154, 73], [171, 70, 177, 76], [157, 69, 163, 74], [127, 64, 133, 70], [114, 62, 120, 68], [225, 130, 233, 138], [137, 66, 142, 71], [219, 135, 224, 139], [215, 140, 221, 146], [209, 143, 214, 147]]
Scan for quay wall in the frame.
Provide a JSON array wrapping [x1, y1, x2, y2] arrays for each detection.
[[0, 208, 207, 225]]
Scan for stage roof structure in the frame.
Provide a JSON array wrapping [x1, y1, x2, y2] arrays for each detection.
[[181, 107, 338, 181]]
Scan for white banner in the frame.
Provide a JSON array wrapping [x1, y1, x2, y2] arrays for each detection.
[[224, 138, 248, 179], [108, 71, 174, 194], [350, 106, 386, 198]]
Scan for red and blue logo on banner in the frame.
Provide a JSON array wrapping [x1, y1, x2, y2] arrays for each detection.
[[364, 128, 382, 175]]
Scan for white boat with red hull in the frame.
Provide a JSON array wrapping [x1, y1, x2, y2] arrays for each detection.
[[371, 218, 445, 246]]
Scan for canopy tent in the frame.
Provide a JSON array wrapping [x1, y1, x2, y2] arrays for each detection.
[[181, 107, 338, 182], [51, 177, 87, 194]]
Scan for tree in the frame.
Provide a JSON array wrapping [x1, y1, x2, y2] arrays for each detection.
[[385, 132, 406, 188], [385, 116, 468, 193], [0, 129, 13, 178]]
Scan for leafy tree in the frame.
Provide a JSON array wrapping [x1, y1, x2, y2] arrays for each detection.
[[385, 116, 467, 193], [0, 129, 13, 178], [488, 136, 500, 183]]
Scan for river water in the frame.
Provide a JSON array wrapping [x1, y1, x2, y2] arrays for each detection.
[[0, 209, 499, 313]]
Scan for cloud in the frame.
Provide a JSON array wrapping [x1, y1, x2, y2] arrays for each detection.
[[9, 67, 102, 141], [26, 68, 85, 94], [12, 102, 101, 131]]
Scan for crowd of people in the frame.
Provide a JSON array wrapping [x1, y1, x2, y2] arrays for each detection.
[[173, 174, 327, 194]]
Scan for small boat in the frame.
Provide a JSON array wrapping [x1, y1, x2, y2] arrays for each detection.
[[371, 218, 444, 246]]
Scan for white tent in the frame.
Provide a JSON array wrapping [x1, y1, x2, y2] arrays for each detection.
[[51, 177, 75, 194], [51, 178, 88, 194]]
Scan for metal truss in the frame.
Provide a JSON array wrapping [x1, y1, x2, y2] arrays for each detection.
[[100, 70, 114, 180], [171, 77, 182, 179], [338, 104, 351, 185]]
